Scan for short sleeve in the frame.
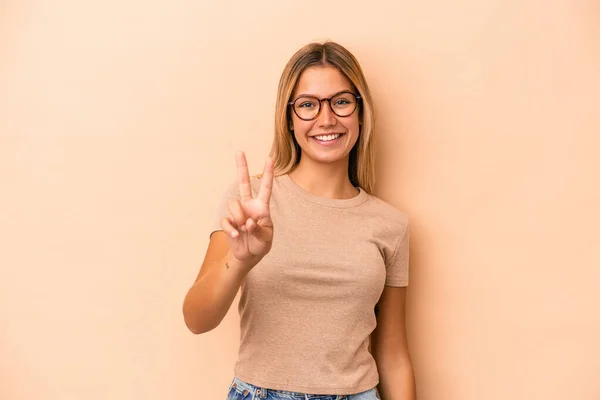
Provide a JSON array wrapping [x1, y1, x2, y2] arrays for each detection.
[[385, 225, 409, 287], [209, 181, 240, 237]]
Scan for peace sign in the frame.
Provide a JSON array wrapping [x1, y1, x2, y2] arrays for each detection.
[[220, 151, 275, 265]]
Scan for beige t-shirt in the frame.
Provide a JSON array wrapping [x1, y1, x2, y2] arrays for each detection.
[[211, 174, 409, 395]]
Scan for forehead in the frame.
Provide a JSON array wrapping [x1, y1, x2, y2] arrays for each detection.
[[294, 65, 353, 97]]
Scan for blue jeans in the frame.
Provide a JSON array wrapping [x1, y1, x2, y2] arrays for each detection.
[[226, 377, 380, 400]]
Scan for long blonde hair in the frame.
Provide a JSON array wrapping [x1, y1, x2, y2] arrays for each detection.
[[269, 41, 376, 194]]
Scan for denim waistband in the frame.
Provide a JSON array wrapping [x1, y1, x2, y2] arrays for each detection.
[[227, 376, 379, 400]]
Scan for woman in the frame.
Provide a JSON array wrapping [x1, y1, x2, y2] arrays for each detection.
[[183, 41, 416, 400]]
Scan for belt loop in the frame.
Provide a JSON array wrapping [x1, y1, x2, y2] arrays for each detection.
[[255, 386, 267, 399]]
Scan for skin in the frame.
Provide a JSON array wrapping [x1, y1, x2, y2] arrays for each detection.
[[182, 153, 274, 334], [183, 65, 416, 400], [288, 65, 361, 200]]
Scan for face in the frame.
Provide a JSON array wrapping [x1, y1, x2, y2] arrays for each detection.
[[289, 66, 360, 165]]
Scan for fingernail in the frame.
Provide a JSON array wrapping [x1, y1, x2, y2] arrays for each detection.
[[231, 230, 239, 238]]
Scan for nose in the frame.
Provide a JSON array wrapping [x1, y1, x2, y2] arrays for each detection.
[[317, 100, 336, 127]]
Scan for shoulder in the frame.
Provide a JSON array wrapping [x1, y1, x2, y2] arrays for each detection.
[[361, 192, 409, 235], [364, 193, 408, 220]]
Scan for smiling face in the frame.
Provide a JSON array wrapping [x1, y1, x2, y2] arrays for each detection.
[[289, 65, 361, 166]]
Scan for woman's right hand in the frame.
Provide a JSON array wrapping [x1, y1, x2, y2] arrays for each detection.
[[220, 151, 275, 268]]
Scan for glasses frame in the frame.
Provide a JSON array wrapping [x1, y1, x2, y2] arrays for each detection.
[[288, 90, 362, 121]]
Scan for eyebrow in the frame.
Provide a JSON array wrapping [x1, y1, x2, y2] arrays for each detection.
[[294, 89, 354, 98]]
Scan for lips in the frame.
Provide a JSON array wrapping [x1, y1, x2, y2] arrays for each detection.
[[309, 132, 345, 146]]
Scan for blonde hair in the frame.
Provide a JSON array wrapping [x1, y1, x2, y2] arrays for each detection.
[[269, 41, 376, 194]]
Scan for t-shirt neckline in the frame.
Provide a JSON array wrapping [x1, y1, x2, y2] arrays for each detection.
[[277, 173, 369, 208]]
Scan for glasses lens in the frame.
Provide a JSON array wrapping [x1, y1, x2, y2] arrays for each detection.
[[330, 92, 357, 117], [294, 97, 320, 120]]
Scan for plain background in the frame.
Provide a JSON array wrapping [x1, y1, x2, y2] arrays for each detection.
[[1, 0, 599, 399]]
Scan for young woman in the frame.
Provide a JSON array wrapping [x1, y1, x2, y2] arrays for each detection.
[[183, 41, 416, 400]]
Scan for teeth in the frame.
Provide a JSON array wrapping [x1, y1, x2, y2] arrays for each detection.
[[314, 134, 341, 141]]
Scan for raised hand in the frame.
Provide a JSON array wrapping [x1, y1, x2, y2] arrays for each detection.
[[220, 151, 274, 265]]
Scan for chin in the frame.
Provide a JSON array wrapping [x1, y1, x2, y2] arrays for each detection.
[[304, 151, 349, 165]]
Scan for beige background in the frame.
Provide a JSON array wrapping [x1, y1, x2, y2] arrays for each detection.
[[1, 0, 599, 399]]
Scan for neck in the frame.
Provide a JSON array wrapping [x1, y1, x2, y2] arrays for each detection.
[[288, 156, 359, 199]]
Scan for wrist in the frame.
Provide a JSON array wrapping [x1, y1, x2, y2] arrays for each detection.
[[226, 252, 259, 274]]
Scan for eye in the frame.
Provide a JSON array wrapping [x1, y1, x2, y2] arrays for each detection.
[[332, 93, 356, 107]]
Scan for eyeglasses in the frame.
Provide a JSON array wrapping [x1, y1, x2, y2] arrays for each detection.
[[288, 91, 361, 121]]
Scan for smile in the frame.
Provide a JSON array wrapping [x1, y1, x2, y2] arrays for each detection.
[[311, 133, 344, 143]]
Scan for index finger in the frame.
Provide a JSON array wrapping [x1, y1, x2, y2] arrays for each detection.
[[257, 156, 274, 204], [236, 151, 252, 202]]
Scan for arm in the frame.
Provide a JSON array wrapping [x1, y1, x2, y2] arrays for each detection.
[[183, 152, 274, 334], [182, 232, 255, 334], [371, 286, 416, 400]]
